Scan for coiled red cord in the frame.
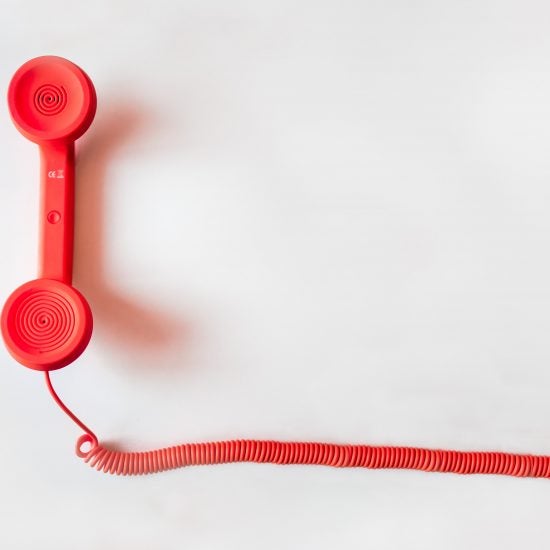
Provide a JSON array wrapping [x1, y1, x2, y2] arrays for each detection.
[[45, 373, 550, 478]]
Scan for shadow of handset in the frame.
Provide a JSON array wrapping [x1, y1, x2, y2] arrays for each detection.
[[74, 101, 184, 359]]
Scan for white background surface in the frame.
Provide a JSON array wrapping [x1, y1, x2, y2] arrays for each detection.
[[1, 1, 550, 548]]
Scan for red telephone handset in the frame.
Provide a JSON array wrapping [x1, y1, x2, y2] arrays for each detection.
[[1, 56, 96, 371]]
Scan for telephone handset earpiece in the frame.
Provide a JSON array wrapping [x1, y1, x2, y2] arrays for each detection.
[[1, 56, 95, 371]]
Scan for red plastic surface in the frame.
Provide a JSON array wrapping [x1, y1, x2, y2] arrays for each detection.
[[1, 56, 95, 371], [2, 279, 92, 371]]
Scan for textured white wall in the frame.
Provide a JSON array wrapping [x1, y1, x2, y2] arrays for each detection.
[[0, 1, 549, 548]]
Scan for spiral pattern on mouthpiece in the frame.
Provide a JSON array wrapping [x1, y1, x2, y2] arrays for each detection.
[[13, 289, 75, 353], [33, 84, 67, 116]]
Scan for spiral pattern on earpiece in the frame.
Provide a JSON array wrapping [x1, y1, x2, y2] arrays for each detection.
[[13, 289, 75, 353], [33, 84, 67, 116]]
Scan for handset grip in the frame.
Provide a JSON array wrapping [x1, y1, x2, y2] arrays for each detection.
[[39, 141, 75, 284], [1, 56, 96, 371]]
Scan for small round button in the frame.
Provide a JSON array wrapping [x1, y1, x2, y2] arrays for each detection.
[[47, 210, 61, 224]]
